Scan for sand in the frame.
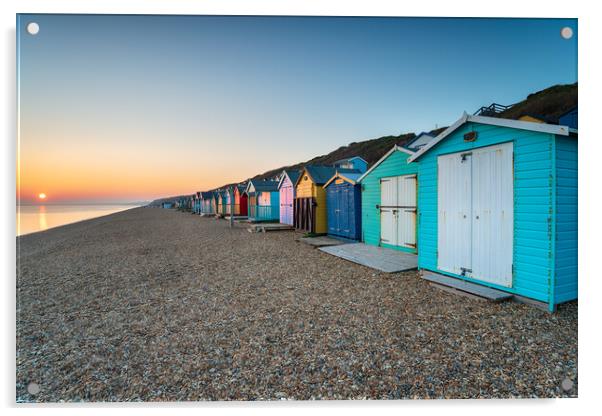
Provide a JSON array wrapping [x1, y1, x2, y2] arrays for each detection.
[[16, 207, 577, 401]]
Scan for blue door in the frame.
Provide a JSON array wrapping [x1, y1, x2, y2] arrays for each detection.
[[327, 186, 338, 235], [338, 186, 350, 237], [327, 183, 358, 239]]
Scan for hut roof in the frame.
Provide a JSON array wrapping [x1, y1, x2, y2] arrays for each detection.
[[247, 179, 279, 193], [301, 166, 359, 186], [278, 169, 302, 189], [333, 155, 368, 165], [357, 144, 415, 183], [324, 171, 363, 187], [404, 132, 436, 151], [409, 112, 576, 163]]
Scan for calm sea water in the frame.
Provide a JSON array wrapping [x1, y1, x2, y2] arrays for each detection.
[[17, 204, 141, 236]]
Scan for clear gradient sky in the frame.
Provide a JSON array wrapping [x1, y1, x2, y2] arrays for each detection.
[[17, 15, 577, 204]]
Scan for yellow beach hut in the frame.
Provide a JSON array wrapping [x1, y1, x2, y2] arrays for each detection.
[[294, 166, 359, 234]]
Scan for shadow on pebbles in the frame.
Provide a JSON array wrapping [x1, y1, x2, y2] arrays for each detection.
[[16, 207, 577, 401]]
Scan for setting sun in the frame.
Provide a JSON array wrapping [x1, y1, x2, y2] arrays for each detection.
[[38, 193, 47, 200]]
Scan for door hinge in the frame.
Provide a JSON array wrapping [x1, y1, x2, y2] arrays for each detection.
[[460, 267, 472, 276]]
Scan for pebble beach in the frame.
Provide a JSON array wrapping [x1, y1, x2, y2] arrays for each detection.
[[16, 207, 577, 402]]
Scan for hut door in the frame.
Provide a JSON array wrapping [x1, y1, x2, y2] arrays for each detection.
[[470, 143, 513, 287], [397, 175, 417, 249], [339, 187, 351, 234], [438, 152, 473, 277], [281, 185, 293, 225], [437, 143, 513, 286], [380, 178, 397, 245], [380, 176, 416, 248]]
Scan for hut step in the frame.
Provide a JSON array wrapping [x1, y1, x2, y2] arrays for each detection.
[[421, 271, 513, 302], [248, 223, 294, 233]]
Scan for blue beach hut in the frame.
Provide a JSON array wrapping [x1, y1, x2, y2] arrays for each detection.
[[323, 170, 363, 240], [245, 180, 280, 222], [333, 156, 368, 173], [409, 113, 577, 311], [558, 107, 578, 129]]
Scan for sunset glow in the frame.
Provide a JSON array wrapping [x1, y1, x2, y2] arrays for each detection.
[[38, 193, 46, 200], [17, 15, 577, 205]]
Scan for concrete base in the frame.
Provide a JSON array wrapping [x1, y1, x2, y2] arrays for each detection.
[[299, 236, 350, 248], [248, 223, 295, 233], [319, 243, 418, 273], [225, 215, 248, 221]]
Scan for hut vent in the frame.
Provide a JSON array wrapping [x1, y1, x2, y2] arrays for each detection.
[[464, 131, 478, 142]]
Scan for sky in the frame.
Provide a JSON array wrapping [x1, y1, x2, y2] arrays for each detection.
[[17, 15, 577, 204]]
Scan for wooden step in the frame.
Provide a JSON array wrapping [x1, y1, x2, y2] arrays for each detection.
[[421, 271, 512, 302]]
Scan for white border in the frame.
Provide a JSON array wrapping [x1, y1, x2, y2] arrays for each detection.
[[2, 2, 599, 416]]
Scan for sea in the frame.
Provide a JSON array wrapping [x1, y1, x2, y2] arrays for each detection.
[[16, 204, 142, 236]]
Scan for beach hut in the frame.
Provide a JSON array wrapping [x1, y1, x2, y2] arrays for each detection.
[[245, 180, 280, 222], [216, 191, 228, 216], [224, 188, 234, 216], [233, 184, 248, 217], [277, 170, 301, 226], [357, 134, 435, 253], [199, 192, 213, 214], [210, 191, 219, 215], [194, 192, 201, 214], [323, 171, 363, 240], [408, 113, 577, 311], [294, 166, 359, 234], [558, 107, 578, 129], [162, 202, 173, 209], [404, 132, 437, 151], [333, 156, 368, 173]]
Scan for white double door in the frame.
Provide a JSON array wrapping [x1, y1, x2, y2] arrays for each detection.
[[380, 175, 417, 249], [437, 142, 514, 287]]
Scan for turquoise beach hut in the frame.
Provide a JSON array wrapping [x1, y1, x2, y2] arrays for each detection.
[[194, 192, 201, 214], [210, 191, 220, 215], [409, 113, 577, 311], [200, 192, 214, 215], [357, 134, 434, 253], [245, 180, 280, 222]]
